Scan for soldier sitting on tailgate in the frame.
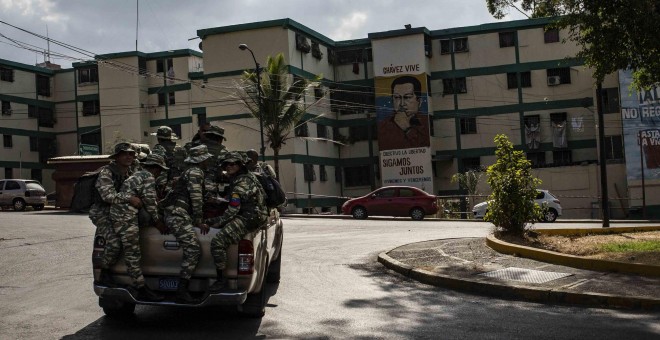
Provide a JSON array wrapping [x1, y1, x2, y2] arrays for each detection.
[[200, 151, 268, 293], [108, 153, 170, 302]]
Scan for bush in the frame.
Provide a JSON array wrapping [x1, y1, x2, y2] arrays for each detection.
[[485, 134, 542, 235]]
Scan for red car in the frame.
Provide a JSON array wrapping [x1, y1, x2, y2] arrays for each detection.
[[341, 186, 439, 220]]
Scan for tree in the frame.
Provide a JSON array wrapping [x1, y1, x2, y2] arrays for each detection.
[[485, 134, 542, 235], [450, 169, 484, 213], [237, 53, 319, 179], [486, 0, 660, 89]]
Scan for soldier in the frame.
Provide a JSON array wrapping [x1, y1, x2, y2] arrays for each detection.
[[152, 126, 187, 197], [201, 151, 268, 293], [91, 142, 142, 287], [245, 149, 276, 178], [161, 144, 211, 303], [107, 153, 169, 301], [184, 122, 211, 153], [200, 125, 229, 196]]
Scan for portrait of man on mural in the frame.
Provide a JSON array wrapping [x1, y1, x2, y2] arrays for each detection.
[[377, 75, 430, 151]]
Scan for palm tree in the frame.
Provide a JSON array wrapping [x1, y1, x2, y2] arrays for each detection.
[[237, 52, 318, 179]]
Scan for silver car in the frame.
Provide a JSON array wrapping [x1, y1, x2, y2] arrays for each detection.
[[0, 179, 47, 211], [472, 189, 562, 222]]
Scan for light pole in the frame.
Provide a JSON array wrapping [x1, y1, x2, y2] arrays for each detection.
[[239, 43, 266, 162]]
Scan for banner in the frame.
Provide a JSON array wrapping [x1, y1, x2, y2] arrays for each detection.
[[380, 147, 433, 192]]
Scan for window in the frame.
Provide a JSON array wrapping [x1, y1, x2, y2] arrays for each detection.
[[28, 105, 37, 118], [344, 166, 370, 187], [138, 57, 147, 75], [30, 136, 38, 151], [553, 150, 572, 166], [442, 77, 467, 94], [3, 134, 12, 148], [547, 67, 571, 85], [311, 40, 323, 59], [460, 117, 477, 134], [38, 107, 54, 127], [0, 66, 14, 82], [499, 31, 515, 47], [78, 66, 98, 84], [330, 85, 374, 115], [604, 135, 624, 161], [1, 100, 11, 115], [156, 58, 173, 73], [399, 188, 416, 197], [314, 86, 324, 100], [303, 164, 316, 182], [316, 124, 328, 139], [462, 157, 481, 171], [334, 166, 342, 183], [601, 87, 620, 114], [544, 28, 559, 43], [527, 151, 546, 168], [158, 92, 175, 106], [4, 168, 12, 179], [319, 165, 328, 182], [507, 72, 532, 89], [550, 112, 567, 124], [36, 75, 50, 97], [82, 100, 100, 116], [31, 169, 42, 183], [295, 123, 309, 137], [349, 124, 376, 142], [440, 38, 469, 54]]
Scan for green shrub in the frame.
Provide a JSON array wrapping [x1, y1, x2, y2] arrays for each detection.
[[485, 134, 542, 235]]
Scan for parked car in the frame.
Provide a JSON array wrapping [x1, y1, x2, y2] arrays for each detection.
[[472, 189, 562, 222], [0, 179, 47, 211], [341, 186, 439, 220]]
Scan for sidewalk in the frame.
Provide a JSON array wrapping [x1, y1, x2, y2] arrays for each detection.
[[379, 237, 660, 310]]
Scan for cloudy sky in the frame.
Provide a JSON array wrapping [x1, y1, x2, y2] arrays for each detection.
[[0, 0, 527, 68]]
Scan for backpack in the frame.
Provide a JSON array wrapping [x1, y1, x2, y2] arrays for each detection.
[[70, 164, 121, 213], [70, 169, 104, 213], [253, 172, 287, 209]]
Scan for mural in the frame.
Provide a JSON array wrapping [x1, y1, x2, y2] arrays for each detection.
[[620, 69, 660, 181]]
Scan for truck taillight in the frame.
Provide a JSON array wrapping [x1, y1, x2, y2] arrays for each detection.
[[237, 240, 254, 275]]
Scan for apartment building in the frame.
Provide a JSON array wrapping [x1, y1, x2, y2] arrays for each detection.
[[1, 17, 656, 218]]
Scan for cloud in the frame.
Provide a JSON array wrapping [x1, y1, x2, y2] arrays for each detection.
[[331, 12, 368, 41]]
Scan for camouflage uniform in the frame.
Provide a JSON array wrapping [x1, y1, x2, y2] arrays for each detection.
[[152, 126, 187, 197], [200, 126, 229, 196], [89, 143, 135, 272], [107, 154, 167, 288], [206, 152, 268, 271], [161, 145, 212, 281]]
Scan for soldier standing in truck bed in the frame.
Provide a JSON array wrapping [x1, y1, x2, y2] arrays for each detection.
[[107, 153, 169, 301], [152, 126, 187, 197], [91, 142, 143, 287], [161, 144, 211, 303]]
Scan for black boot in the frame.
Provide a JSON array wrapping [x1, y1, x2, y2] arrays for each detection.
[[138, 285, 164, 302], [96, 269, 117, 288], [208, 270, 227, 294], [176, 278, 197, 304]]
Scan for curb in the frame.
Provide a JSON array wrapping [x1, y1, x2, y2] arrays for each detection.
[[378, 252, 660, 310], [486, 234, 660, 277]]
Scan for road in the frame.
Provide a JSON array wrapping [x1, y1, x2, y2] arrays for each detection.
[[0, 212, 658, 339]]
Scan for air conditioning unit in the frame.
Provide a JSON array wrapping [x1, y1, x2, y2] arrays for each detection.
[[547, 76, 561, 86]]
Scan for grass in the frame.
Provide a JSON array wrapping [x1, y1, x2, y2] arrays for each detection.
[[599, 240, 660, 253]]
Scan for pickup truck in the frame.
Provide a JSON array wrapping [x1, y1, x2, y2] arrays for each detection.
[[92, 209, 283, 318]]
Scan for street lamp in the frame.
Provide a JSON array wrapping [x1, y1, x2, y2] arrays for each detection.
[[239, 43, 266, 162]]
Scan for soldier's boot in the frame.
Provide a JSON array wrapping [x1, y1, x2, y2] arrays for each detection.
[[96, 269, 117, 288], [138, 285, 165, 302], [176, 278, 197, 304], [208, 270, 227, 294]]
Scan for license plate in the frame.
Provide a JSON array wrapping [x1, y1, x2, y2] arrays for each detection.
[[158, 277, 179, 291]]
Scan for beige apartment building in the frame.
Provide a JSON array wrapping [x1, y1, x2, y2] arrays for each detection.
[[1, 17, 657, 218]]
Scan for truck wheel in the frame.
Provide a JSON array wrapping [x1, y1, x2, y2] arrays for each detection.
[[239, 266, 267, 318], [100, 297, 135, 318]]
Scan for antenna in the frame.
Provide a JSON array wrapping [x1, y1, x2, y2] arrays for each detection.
[[46, 25, 50, 62], [135, 0, 139, 51]]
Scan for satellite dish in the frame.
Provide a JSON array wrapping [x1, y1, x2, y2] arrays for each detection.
[[198, 42, 203, 51]]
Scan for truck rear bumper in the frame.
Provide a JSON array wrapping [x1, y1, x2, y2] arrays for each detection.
[[94, 284, 247, 307]]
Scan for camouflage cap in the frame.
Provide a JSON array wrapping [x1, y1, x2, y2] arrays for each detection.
[[203, 125, 227, 140], [220, 151, 246, 167], [151, 126, 178, 140], [132, 143, 150, 160], [109, 142, 137, 159], [185, 144, 213, 164], [140, 153, 169, 170]]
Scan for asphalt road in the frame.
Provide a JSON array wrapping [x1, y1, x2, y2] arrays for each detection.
[[0, 212, 658, 339]]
